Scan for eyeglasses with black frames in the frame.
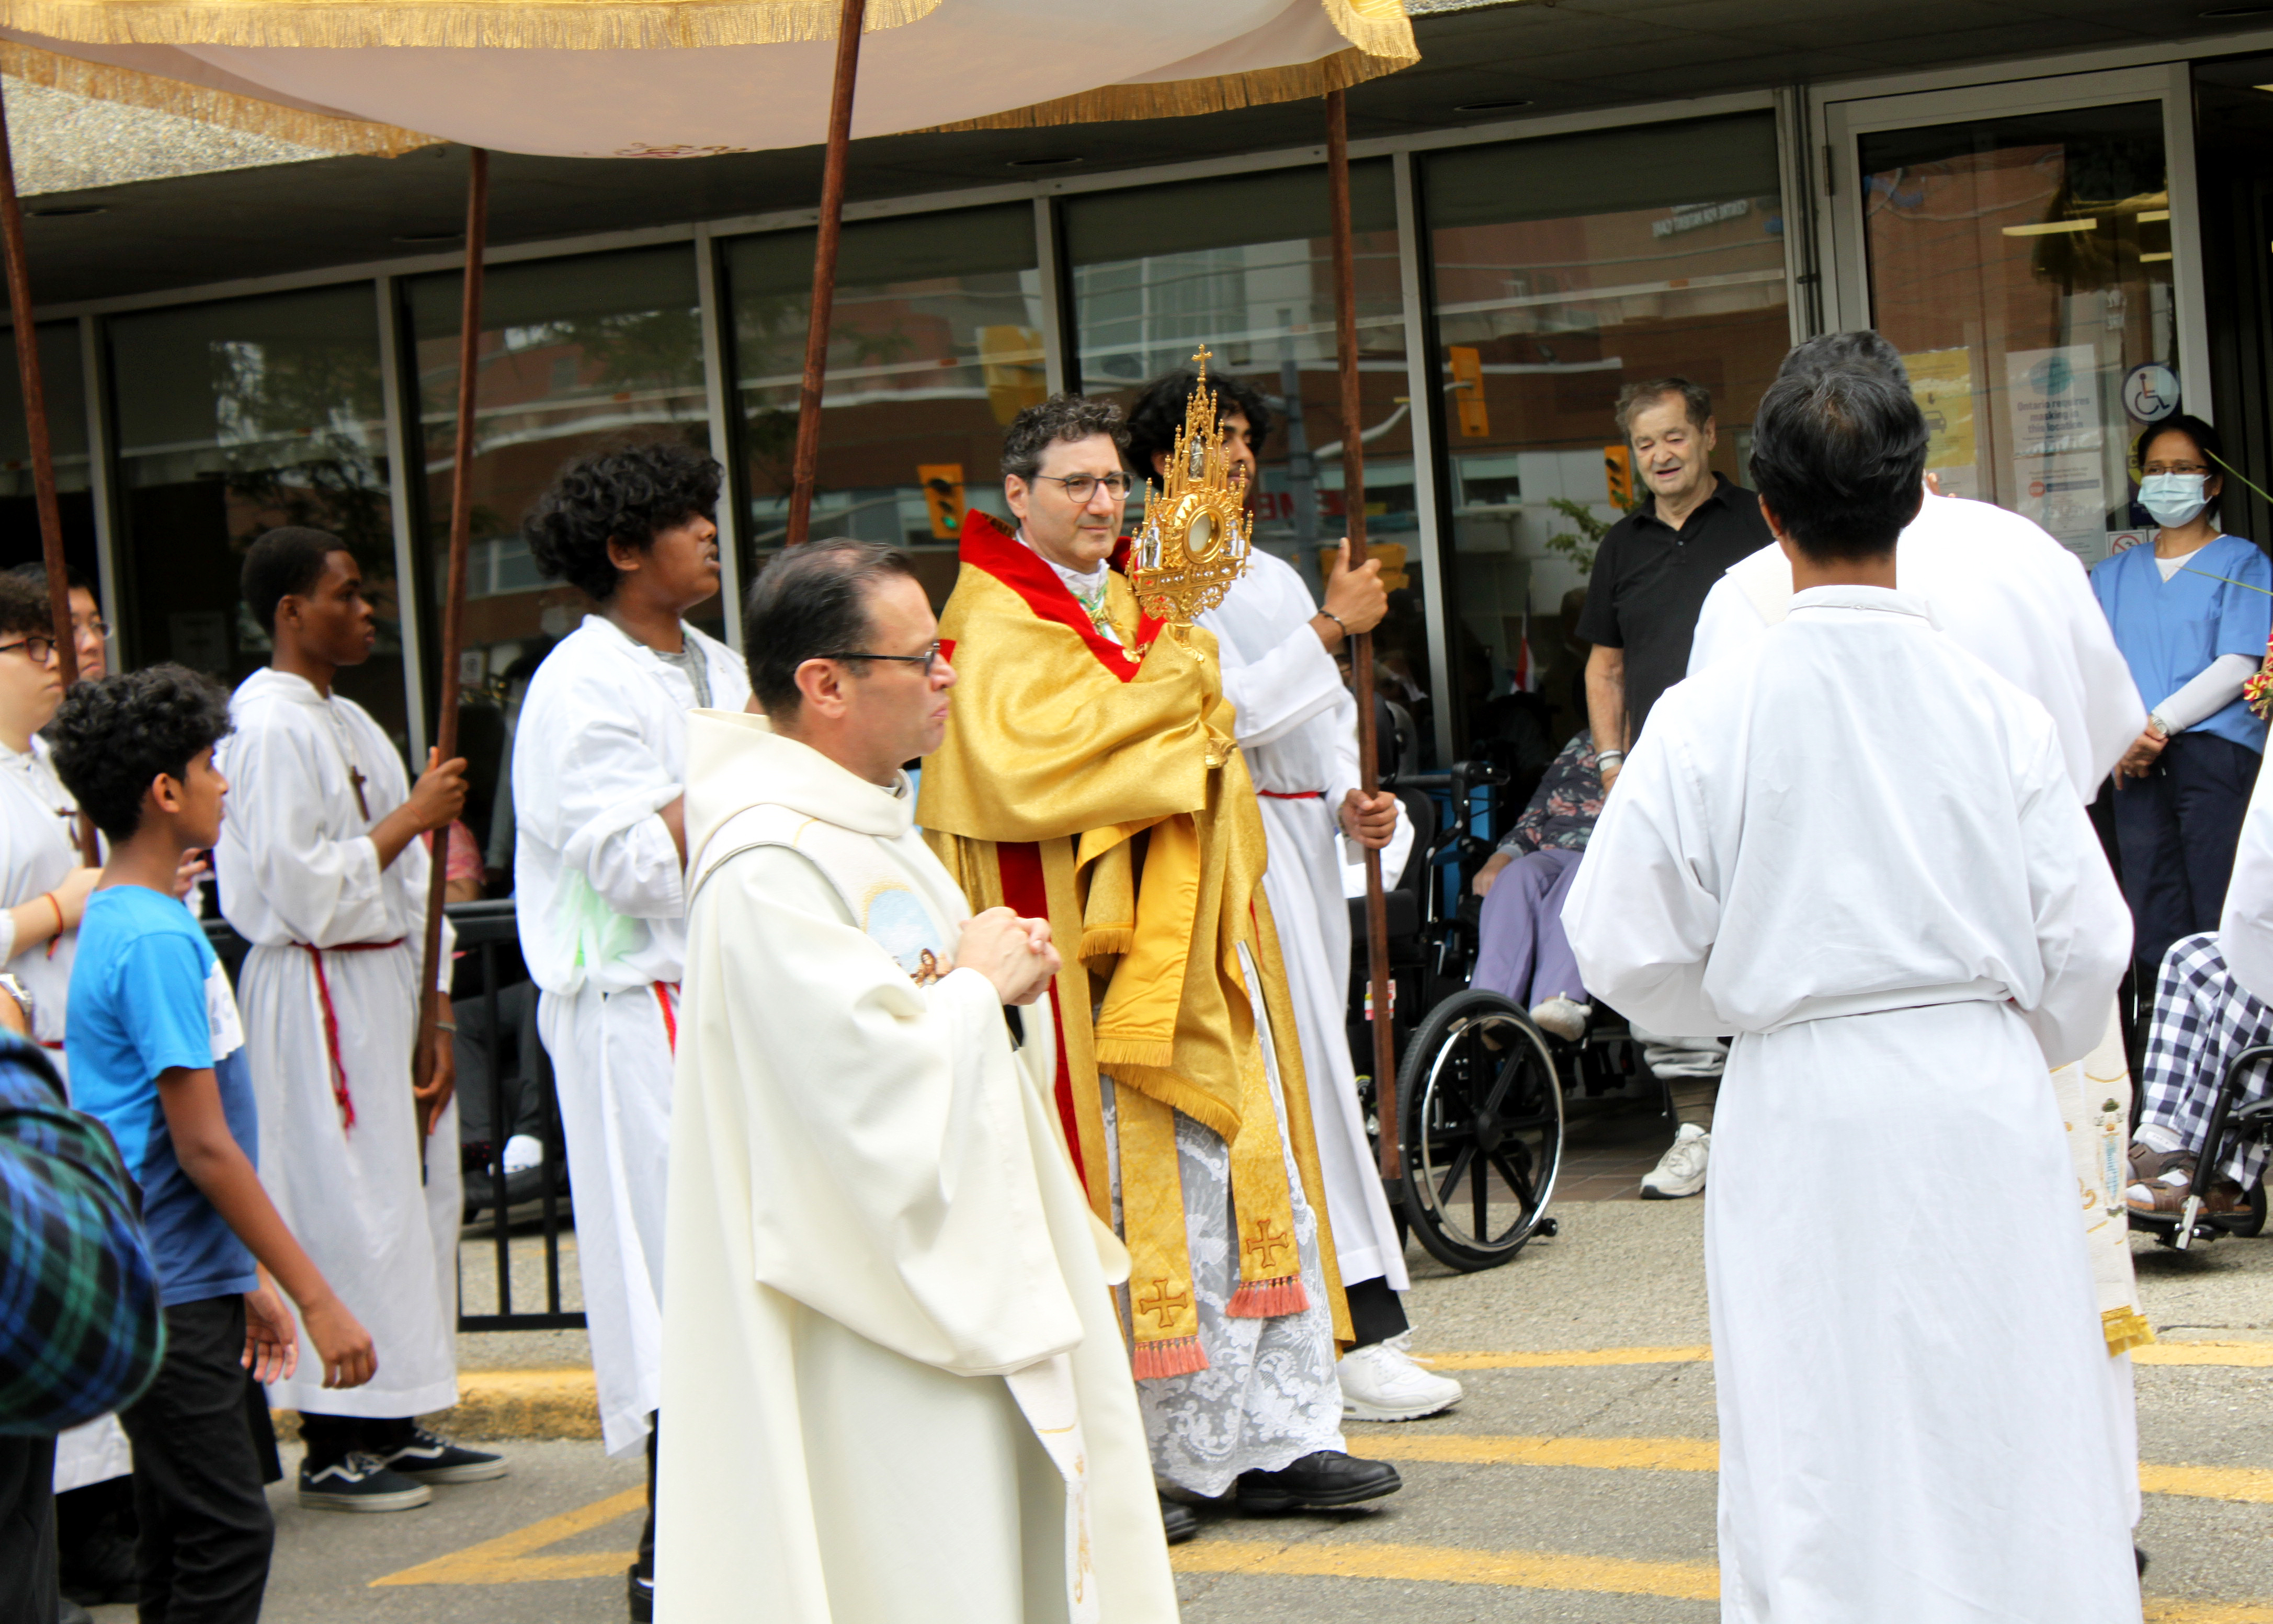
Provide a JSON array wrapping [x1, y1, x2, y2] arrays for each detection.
[[1029, 472, 1134, 502], [818, 641, 946, 679]]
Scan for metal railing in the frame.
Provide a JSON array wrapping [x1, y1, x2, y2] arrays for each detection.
[[203, 899, 585, 1333]]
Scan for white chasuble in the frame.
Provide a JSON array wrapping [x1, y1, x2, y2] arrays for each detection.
[[1688, 491, 2155, 1366], [217, 668, 460, 1419], [1569, 588, 2139, 1623], [511, 615, 749, 1458], [1201, 550, 1410, 1292], [657, 711, 1175, 1624]]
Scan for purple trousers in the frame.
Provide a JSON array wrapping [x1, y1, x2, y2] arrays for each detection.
[[1472, 847, 1587, 1009]]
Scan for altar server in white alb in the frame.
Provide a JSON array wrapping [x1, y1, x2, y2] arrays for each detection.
[[1123, 369, 1455, 1421], [1687, 333, 2157, 1419], [218, 527, 507, 1512], [1567, 361, 2139, 1621], [512, 440, 749, 1618], [658, 539, 1176, 1624]]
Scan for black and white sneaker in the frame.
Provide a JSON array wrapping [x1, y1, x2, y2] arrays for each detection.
[[380, 1426, 509, 1484], [298, 1450, 435, 1512]]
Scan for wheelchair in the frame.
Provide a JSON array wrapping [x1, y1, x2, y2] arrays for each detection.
[[1345, 760, 1650, 1273], [2131, 1041, 2273, 1250]]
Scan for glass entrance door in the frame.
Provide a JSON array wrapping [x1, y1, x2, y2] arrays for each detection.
[[1824, 69, 2206, 566]]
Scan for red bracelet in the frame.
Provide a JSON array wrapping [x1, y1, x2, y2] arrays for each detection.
[[40, 892, 62, 958]]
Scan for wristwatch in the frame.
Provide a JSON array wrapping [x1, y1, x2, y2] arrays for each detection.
[[2146, 714, 2172, 741], [0, 971, 35, 1036]]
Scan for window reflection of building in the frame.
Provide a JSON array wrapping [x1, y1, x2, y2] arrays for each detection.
[[110, 287, 407, 744], [1860, 104, 2172, 566], [725, 205, 1044, 609], [0, 326, 97, 588], [409, 246, 711, 864], [1066, 165, 1422, 751], [1426, 115, 1791, 757]]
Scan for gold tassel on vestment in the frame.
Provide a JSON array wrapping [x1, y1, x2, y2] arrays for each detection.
[[2102, 1307, 2156, 1357]]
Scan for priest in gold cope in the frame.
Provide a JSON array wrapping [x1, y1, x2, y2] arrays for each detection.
[[917, 392, 1403, 1540]]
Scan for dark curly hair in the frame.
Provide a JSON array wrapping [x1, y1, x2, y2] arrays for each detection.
[[999, 395, 1127, 482], [522, 439, 723, 603], [241, 527, 348, 637], [49, 665, 234, 842], [0, 573, 52, 640], [1122, 371, 1274, 482]]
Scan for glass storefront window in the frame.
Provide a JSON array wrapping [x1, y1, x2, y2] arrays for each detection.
[[1425, 114, 1789, 754], [0, 325, 96, 585], [408, 246, 710, 867], [1859, 104, 2172, 566], [723, 206, 1043, 609], [109, 287, 405, 740], [1065, 165, 1420, 746]]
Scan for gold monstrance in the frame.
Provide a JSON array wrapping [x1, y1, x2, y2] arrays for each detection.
[[1130, 346, 1254, 624]]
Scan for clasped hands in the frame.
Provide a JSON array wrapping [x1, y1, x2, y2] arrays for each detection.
[[956, 907, 1061, 1006]]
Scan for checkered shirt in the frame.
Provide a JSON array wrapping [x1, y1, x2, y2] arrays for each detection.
[[2138, 932, 2273, 1188], [0, 1035, 164, 1435]]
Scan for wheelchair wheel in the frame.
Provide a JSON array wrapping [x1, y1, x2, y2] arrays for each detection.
[[1395, 988, 1564, 1271]]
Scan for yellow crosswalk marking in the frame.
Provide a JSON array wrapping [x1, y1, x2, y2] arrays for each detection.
[[372, 1488, 2273, 1615], [1172, 1537, 1720, 1600], [2135, 1341, 2273, 1368], [1419, 1346, 1709, 1369], [1360, 1433, 2273, 1503], [1418, 1340, 2273, 1370], [370, 1486, 645, 1586]]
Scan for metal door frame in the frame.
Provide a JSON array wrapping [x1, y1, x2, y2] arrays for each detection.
[[1815, 63, 2210, 420]]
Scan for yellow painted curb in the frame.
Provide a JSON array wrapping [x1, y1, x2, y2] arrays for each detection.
[[425, 1368, 601, 1442]]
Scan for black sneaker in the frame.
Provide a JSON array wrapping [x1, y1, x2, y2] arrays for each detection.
[[628, 1565, 655, 1622], [380, 1426, 509, 1484], [299, 1450, 434, 1512]]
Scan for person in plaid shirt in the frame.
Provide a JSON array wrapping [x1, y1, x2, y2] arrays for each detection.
[[2130, 723, 2273, 1218], [1469, 730, 1605, 1042], [0, 1010, 163, 1624]]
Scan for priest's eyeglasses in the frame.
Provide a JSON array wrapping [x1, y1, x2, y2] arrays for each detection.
[[822, 641, 945, 678], [1031, 472, 1134, 501], [0, 636, 57, 665]]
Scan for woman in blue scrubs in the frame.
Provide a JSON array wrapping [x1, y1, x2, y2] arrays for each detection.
[[2092, 413, 2270, 981]]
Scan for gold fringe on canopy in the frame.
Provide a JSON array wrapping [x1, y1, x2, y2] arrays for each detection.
[[0, 0, 938, 51], [926, 0, 1418, 132], [0, 36, 435, 152]]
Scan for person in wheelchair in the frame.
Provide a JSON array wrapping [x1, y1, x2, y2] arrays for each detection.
[[2129, 724, 2273, 1219], [1469, 730, 1603, 1042]]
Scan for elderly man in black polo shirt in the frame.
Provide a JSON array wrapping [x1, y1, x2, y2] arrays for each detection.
[[1575, 377, 1771, 1199]]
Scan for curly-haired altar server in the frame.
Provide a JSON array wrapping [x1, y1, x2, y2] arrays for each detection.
[[510, 441, 749, 1622]]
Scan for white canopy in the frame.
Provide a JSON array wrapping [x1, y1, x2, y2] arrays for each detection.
[[0, 0, 1417, 156]]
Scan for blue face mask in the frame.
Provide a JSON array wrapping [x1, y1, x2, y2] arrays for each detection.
[[2139, 472, 2210, 530]]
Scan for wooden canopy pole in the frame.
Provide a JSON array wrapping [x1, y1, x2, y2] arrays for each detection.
[[1326, 89, 1400, 1186], [413, 146, 488, 1138], [783, 0, 868, 548], [0, 88, 96, 865]]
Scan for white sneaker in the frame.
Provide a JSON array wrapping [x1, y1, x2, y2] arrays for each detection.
[[1337, 1337, 1464, 1421], [1529, 996, 1592, 1041], [1640, 1123, 1709, 1200]]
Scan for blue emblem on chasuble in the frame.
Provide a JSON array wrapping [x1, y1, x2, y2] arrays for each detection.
[[862, 884, 950, 986]]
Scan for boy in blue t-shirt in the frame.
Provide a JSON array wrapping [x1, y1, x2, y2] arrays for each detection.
[[54, 664, 376, 1623]]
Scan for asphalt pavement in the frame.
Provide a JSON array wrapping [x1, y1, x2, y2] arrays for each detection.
[[84, 1197, 2273, 1623]]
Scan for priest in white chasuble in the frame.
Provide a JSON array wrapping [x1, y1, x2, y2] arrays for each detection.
[[657, 540, 1175, 1624], [1567, 360, 2139, 1621], [917, 393, 1402, 1532]]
